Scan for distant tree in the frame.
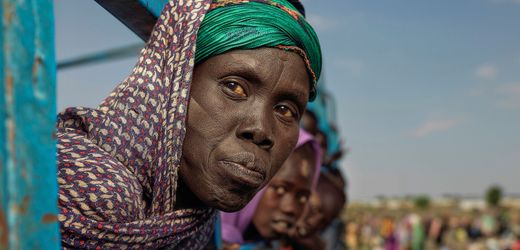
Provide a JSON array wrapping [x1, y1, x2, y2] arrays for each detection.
[[376, 195, 387, 202], [414, 195, 430, 210], [485, 185, 503, 208]]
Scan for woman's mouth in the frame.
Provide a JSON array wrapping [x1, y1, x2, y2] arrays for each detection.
[[217, 160, 265, 188], [270, 218, 294, 235]]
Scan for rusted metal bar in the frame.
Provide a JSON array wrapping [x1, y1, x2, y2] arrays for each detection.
[[0, 0, 60, 249]]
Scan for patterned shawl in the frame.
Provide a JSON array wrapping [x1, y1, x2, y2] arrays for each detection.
[[56, 0, 321, 249], [57, 1, 214, 248]]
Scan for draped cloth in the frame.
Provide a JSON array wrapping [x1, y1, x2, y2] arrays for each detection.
[[57, 1, 215, 248], [56, 0, 321, 249]]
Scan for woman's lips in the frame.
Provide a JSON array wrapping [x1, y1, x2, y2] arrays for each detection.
[[217, 159, 265, 188], [270, 218, 294, 235]]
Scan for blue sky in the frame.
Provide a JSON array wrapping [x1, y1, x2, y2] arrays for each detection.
[[55, 0, 520, 200]]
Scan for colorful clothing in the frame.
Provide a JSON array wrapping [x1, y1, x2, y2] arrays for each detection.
[[57, 0, 214, 248], [57, 0, 321, 249]]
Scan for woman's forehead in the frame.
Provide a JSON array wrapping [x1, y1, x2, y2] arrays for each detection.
[[276, 144, 315, 181], [208, 48, 308, 78]]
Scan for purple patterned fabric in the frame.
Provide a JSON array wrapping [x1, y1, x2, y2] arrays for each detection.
[[220, 129, 322, 244], [56, 0, 216, 248]]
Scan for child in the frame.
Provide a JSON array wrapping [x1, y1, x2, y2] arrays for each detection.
[[220, 129, 321, 249]]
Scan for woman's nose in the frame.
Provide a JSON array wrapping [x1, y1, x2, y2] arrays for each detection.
[[236, 107, 274, 150], [279, 194, 298, 217]]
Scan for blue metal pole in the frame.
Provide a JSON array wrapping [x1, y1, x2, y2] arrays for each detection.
[[95, 0, 169, 41], [0, 0, 60, 249], [136, 0, 168, 17]]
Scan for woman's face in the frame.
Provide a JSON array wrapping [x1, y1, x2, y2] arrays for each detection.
[[301, 111, 318, 135], [292, 174, 346, 238], [180, 48, 310, 212], [293, 191, 326, 238], [252, 143, 315, 239], [314, 176, 345, 230]]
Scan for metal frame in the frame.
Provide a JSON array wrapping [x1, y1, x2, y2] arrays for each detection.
[[0, 0, 60, 249], [95, 0, 168, 41]]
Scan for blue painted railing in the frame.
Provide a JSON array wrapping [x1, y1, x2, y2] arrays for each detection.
[[0, 1, 178, 248], [137, 0, 169, 17], [0, 0, 60, 249]]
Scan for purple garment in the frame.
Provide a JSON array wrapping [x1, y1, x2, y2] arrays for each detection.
[[220, 129, 322, 244]]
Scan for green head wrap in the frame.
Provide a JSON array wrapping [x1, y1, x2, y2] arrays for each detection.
[[195, 0, 322, 100]]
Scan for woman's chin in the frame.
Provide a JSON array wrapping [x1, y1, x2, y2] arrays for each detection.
[[213, 192, 255, 212]]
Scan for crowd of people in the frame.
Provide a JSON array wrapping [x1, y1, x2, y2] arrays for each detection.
[[344, 207, 520, 250]]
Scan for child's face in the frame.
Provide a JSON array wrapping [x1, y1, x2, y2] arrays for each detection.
[[292, 191, 326, 237], [252, 143, 316, 239], [293, 173, 346, 238]]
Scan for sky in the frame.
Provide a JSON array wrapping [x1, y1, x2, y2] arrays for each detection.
[[55, 0, 520, 201]]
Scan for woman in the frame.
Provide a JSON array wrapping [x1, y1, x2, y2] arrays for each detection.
[[220, 129, 321, 248], [56, 0, 321, 248], [290, 171, 347, 250]]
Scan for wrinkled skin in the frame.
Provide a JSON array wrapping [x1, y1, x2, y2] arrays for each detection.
[[179, 48, 311, 212], [252, 143, 316, 239]]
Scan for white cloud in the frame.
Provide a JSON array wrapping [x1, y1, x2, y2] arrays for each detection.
[[412, 118, 463, 138], [475, 64, 497, 79], [496, 82, 520, 109], [334, 59, 364, 76], [306, 14, 338, 31]]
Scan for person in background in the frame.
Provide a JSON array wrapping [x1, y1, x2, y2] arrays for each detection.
[[299, 90, 348, 250], [220, 129, 322, 249], [513, 234, 520, 250], [345, 221, 360, 250], [289, 171, 347, 250], [301, 110, 320, 136]]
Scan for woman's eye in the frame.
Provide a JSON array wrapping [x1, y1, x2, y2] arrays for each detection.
[[275, 186, 286, 195], [275, 105, 296, 119], [224, 81, 246, 97], [299, 195, 309, 204]]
